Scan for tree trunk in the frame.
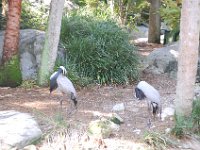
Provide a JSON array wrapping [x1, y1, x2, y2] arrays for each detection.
[[118, 0, 125, 25], [148, 0, 161, 43], [108, 0, 114, 16], [2, 0, 7, 16], [38, 0, 65, 86], [0, 0, 22, 87], [175, 0, 200, 116], [2, 0, 21, 63]]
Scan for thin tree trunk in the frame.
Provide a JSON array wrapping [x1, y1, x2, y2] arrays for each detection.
[[148, 0, 161, 44], [0, 0, 22, 87], [2, 0, 21, 63], [2, 0, 7, 16], [108, 0, 114, 16], [175, 0, 200, 116], [38, 0, 65, 86], [118, 0, 125, 25]]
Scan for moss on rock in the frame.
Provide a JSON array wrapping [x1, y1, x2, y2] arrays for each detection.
[[0, 55, 22, 87]]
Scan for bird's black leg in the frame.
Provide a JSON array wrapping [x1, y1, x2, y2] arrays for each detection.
[[71, 93, 77, 109], [66, 93, 77, 116], [60, 99, 63, 108], [147, 100, 152, 128]]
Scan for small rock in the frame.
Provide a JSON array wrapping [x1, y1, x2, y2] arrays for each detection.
[[112, 103, 125, 112], [161, 106, 175, 121], [127, 124, 131, 127], [88, 117, 120, 138], [133, 129, 141, 135], [165, 128, 171, 134]]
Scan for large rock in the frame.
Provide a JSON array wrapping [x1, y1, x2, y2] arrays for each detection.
[[0, 29, 66, 80], [144, 42, 200, 80], [0, 110, 42, 149], [144, 42, 179, 78], [132, 23, 170, 44]]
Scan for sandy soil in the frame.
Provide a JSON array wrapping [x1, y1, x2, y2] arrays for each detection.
[[0, 72, 178, 149]]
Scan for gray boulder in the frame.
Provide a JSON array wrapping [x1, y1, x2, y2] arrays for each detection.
[[144, 42, 179, 78], [0, 29, 66, 80], [0, 110, 42, 149], [131, 25, 149, 40], [144, 41, 200, 80]]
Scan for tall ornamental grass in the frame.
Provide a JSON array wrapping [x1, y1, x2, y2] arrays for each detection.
[[61, 15, 138, 85]]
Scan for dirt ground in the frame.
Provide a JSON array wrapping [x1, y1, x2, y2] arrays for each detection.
[[0, 72, 178, 149], [1, 43, 196, 149]]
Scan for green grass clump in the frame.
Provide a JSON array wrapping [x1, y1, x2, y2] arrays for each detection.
[[20, 80, 38, 89], [191, 99, 200, 134], [172, 99, 200, 138], [171, 114, 195, 139], [61, 15, 139, 85], [0, 55, 22, 87], [144, 131, 172, 150]]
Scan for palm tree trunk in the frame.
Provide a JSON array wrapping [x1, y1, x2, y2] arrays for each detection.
[[2, 0, 21, 63], [0, 0, 22, 87]]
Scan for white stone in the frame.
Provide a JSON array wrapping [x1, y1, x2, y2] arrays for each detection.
[[0, 110, 42, 149], [112, 103, 125, 112], [161, 107, 175, 121], [133, 129, 141, 135], [165, 128, 171, 134]]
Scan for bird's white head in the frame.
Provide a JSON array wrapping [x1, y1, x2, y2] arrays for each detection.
[[59, 66, 67, 75]]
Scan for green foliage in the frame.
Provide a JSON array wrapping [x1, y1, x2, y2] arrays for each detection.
[[72, 2, 114, 21], [144, 131, 172, 150], [192, 99, 200, 134], [160, 0, 181, 30], [21, 0, 48, 30], [172, 99, 200, 138], [85, 0, 99, 7], [0, 55, 22, 87], [0, 13, 6, 30], [20, 80, 38, 89], [72, 0, 86, 6], [61, 15, 139, 85], [173, 113, 197, 138], [126, 0, 150, 26], [54, 62, 93, 88]]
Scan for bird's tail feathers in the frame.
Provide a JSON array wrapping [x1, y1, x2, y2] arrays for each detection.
[[71, 92, 77, 107]]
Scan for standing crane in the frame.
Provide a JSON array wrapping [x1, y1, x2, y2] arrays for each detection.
[[50, 66, 77, 113], [135, 81, 162, 127]]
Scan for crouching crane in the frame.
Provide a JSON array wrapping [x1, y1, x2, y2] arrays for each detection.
[[135, 81, 162, 127], [50, 66, 77, 113]]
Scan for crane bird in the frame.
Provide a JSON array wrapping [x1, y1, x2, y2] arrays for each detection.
[[135, 81, 162, 127], [50, 66, 77, 113]]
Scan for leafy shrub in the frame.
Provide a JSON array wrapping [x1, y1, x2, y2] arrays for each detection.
[[172, 99, 200, 138], [20, 80, 38, 89], [160, 0, 181, 30], [192, 99, 200, 133], [61, 15, 138, 85], [21, 0, 48, 30], [54, 61, 93, 88], [0, 13, 6, 30]]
